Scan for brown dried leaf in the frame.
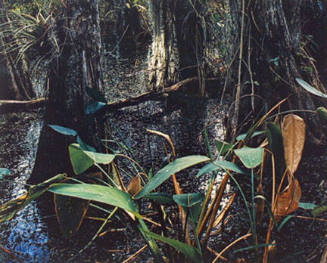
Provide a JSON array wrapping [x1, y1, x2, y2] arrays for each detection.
[[282, 114, 305, 174], [274, 178, 301, 220], [127, 176, 142, 196]]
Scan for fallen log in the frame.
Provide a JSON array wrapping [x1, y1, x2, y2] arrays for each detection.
[[99, 77, 198, 113], [0, 98, 47, 114], [0, 77, 198, 114]]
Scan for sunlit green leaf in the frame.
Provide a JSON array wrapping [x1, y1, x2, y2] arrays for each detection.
[[83, 150, 115, 165], [145, 231, 203, 263], [173, 193, 204, 208], [69, 144, 116, 175], [135, 156, 210, 199], [69, 144, 94, 175], [49, 183, 140, 216], [296, 78, 327, 98], [196, 160, 245, 177], [234, 146, 264, 169], [49, 125, 77, 136]]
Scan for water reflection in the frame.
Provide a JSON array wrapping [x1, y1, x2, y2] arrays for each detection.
[[0, 117, 50, 263]]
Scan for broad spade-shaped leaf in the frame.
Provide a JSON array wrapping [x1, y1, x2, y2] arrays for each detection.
[[234, 146, 264, 169]]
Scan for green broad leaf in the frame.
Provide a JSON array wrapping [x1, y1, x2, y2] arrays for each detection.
[[76, 136, 96, 152], [236, 131, 265, 142], [49, 125, 77, 136], [316, 107, 327, 122], [296, 78, 327, 98], [49, 183, 140, 216], [144, 192, 173, 204], [196, 160, 246, 177], [298, 202, 317, 210], [83, 150, 115, 164], [145, 231, 203, 263], [215, 140, 233, 155], [86, 87, 106, 102], [69, 144, 94, 175], [234, 146, 264, 169], [85, 101, 106, 115], [312, 205, 327, 217], [135, 155, 210, 199], [173, 193, 204, 208], [69, 144, 116, 174]]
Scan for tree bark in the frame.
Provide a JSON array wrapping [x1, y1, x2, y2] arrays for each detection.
[[226, 0, 326, 139], [30, 0, 104, 183], [148, 0, 180, 91]]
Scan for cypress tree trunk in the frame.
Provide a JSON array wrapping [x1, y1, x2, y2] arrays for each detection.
[[31, 0, 104, 183], [226, 0, 326, 138], [148, 0, 180, 91]]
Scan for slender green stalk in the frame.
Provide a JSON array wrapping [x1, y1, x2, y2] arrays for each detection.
[[137, 219, 163, 262], [95, 163, 120, 188]]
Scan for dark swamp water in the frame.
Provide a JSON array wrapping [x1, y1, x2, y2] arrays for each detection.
[[2, 108, 327, 263], [0, 96, 229, 263], [0, 112, 141, 263]]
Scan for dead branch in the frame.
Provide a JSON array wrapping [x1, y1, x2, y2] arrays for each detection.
[[0, 98, 47, 114], [0, 77, 197, 115], [98, 77, 198, 113]]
